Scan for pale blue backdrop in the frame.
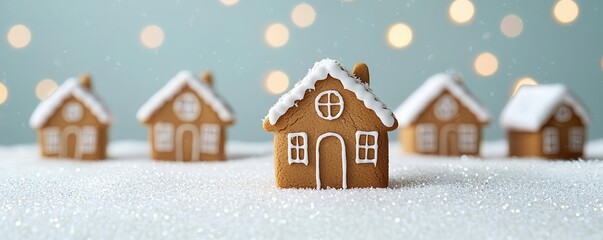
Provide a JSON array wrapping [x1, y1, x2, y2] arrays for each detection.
[[0, 0, 602, 144]]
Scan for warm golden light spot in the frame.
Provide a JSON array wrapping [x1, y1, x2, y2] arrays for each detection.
[[387, 23, 413, 49], [0, 82, 8, 105], [474, 52, 499, 77], [264, 71, 289, 94], [220, 0, 239, 6], [500, 14, 523, 38], [600, 57, 603, 71], [7, 24, 31, 48], [553, 0, 579, 24], [449, 0, 475, 25], [291, 3, 316, 28], [512, 77, 539, 96], [36, 79, 58, 101], [140, 25, 164, 49], [265, 23, 289, 48]]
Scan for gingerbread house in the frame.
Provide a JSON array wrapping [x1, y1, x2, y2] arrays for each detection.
[[395, 73, 490, 156], [29, 75, 111, 160], [500, 84, 589, 159], [263, 59, 398, 189], [137, 71, 235, 161]]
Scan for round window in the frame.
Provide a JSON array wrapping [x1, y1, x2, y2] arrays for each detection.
[[315, 90, 344, 120], [555, 105, 572, 123], [434, 94, 458, 121], [173, 93, 201, 122], [63, 102, 83, 123]]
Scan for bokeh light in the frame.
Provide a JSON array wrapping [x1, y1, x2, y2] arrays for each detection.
[[553, 0, 579, 24], [474, 52, 499, 77], [264, 71, 289, 94], [387, 23, 413, 49], [36, 79, 58, 101], [512, 77, 538, 96], [220, 0, 239, 6], [291, 3, 316, 28], [500, 14, 523, 38], [140, 25, 164, 49], [449, 0, 475, 25], [601, 57, 603, 71], [265, 23, 289, 48], [0, 83, 8, 105], [7, 24, 31, 48]]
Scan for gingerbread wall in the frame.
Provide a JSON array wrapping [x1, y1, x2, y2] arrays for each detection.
[[37, 96, 108, 160], [508, 104, 585, 159], [144, 85, 231, 161], [265, 76, 394, 188], [400, 89, 485, 156]]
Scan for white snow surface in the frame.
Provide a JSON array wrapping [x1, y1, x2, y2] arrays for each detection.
[[1, 140, 602, 239], [394, 73, 491, 127], [500, 84, 590, 132], [137, 71, 235, 123], [29, 78, 112, 128], [265, 59, 396, 128]]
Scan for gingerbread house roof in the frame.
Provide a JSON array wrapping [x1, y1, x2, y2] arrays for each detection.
[[137, 71, 235, 123], [30, 78, 112, 128], [394, 73, 490, 127], [265, 59, 397, 128], [500, 84, 589, 132]]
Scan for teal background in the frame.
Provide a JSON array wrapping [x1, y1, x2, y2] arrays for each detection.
[[0, 0, 602, 144]]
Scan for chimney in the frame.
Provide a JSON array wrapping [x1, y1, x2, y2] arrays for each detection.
[[352, 62, 370, 86], [80, 74, 92, 90], [200, 71, 213, 87]]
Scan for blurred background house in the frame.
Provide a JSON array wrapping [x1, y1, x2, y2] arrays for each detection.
[[0, 0, 601, 144]]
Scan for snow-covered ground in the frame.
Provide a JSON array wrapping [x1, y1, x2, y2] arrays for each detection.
[[0, 140, 602, 239]]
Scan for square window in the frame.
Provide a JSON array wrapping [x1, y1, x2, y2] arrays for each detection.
[[569, 127, 584, 152], [44, 127, 60, 154], [200, 124, 220, 154], [154, 123, 174, 152], [458, 124, 477, 153], [80, 126, 97, 154], [416, 124, 437, 153], [542, 127, 560, 154], [356, 131, 378, 165], [287, 132, 308, 165]]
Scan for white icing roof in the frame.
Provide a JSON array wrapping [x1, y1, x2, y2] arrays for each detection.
[[137, 71, 235, 123], [500, 84, 589, 132], [30, 78, 112, 128], [265, 59, 396, 128], [394, 73, 490, 127]]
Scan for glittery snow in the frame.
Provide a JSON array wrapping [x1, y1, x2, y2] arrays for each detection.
[[0, 141, 602, 239]]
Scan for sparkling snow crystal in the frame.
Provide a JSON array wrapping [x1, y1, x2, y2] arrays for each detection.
[[0, 141, 602, 239]]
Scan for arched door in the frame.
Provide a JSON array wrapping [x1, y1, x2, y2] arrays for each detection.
[[61, 126, 80, 159], [315, 132, 347, 189], [440, 124, 458, 156], [176, 124, 199, 161]]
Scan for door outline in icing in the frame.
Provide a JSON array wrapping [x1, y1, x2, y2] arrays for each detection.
[[439, 124, 458, 156], [315, 132, 347, 189], [61, 126, 81, 159], [175, 124, 199, 161]]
